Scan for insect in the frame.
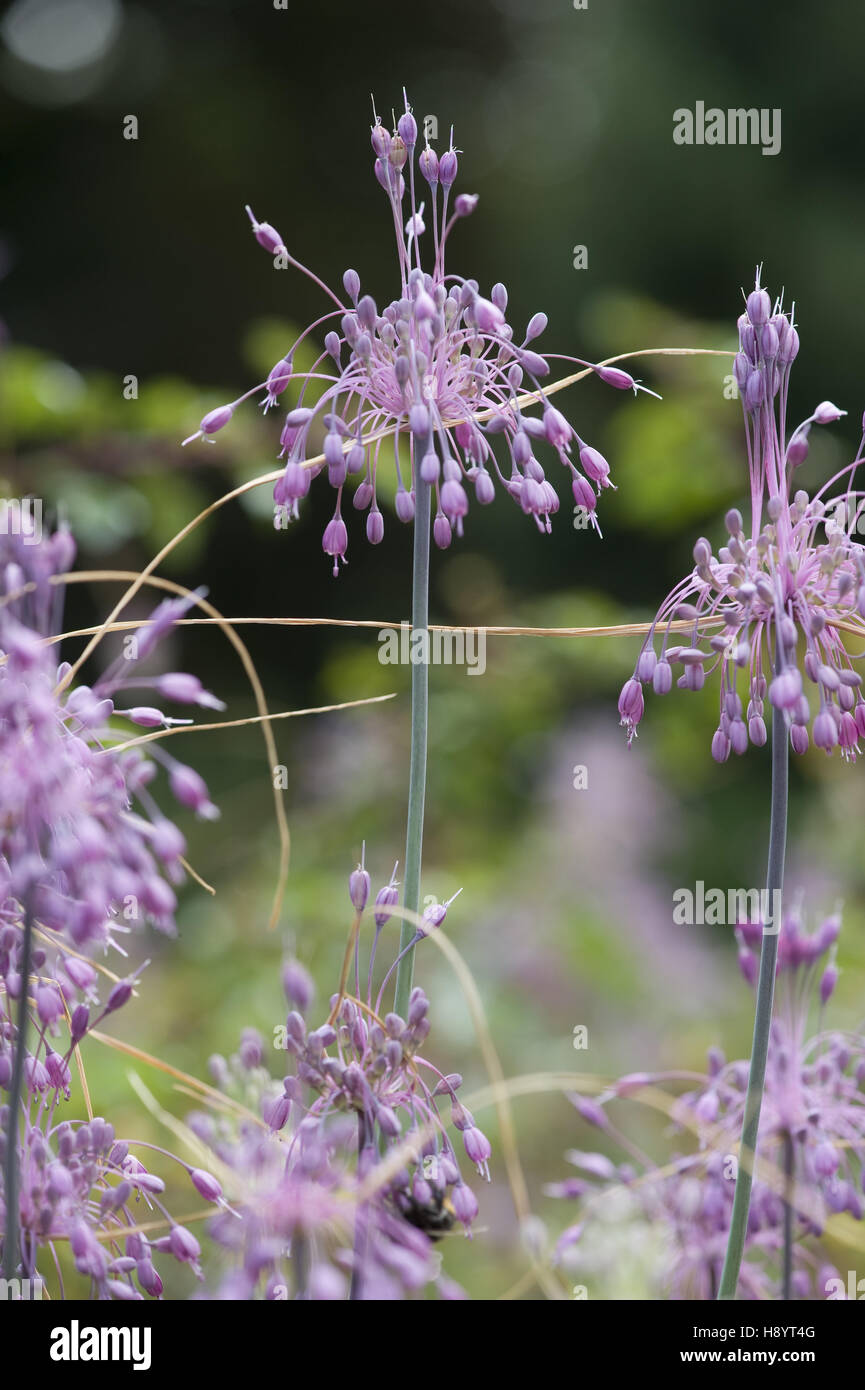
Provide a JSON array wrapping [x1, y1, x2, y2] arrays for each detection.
[[397, 1185, 456, 1241]]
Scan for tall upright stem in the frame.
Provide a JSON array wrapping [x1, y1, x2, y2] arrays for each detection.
[[718, 702, 789, 1299], [349, 1110, 373, 1301], [3, 905, 33, 1280], [781, 1130, 795, 1300], [393, 471, 431, 1021]]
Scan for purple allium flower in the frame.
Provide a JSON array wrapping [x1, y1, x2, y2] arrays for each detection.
[[550, 908, 864, 1299], [186, 848, 477, 1299], [0, 525, 221, 953], [0, 524, 221, 1292], [619, 271, 865, 757], [0, 1111, 209, 1297], [184, 92, 654, 572]]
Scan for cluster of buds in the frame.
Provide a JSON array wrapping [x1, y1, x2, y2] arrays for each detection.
[[184, 93, 653, 574], [619, 273, 865, 759], [0, 524, 221, 953], [185, 850, 485, 1299], [0, 1103, 224, 1297], [549, 908, 864, 1299], [0, 521, 222, 1291]]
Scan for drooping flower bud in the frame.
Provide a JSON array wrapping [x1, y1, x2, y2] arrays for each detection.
[[322, 515, 348, 577], [182, 403, 235, 447], [169, 763, 220, 820], [190, 1168, 223, 1203]]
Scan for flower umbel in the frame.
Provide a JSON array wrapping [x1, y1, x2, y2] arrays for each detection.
[[620, 271, 865, 759], [550, 908, 864, 1300], [189, 850, 482, 1299], [184, 92, 654, 573], [0, 525, 222, 952], [0, 522, 222, 1291]]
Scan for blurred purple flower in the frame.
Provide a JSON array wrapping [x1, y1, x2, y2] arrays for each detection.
[[0, 525, 221, 953], [0, 524, 222, 1292], [550, 908, 864, 1299], [187, 849, 478, 1299]]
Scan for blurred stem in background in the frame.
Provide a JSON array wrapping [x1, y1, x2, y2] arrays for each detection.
[[781, 1130, 795, 1301], [394, 468, 431, 1020], [718, 698, 789, 1300]]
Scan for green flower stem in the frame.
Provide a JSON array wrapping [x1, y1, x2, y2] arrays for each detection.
[[350, 1108, 374, 1300], [393, 469, 431, 1022], [718, 701, 789, 1300], [3, 903, 33, 1280]]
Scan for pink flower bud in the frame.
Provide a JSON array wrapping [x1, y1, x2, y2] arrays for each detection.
[[190, 1168, 222, 1202], [157, 673, 224, 709], [169, 763, 219, 820], [814, 400, 846, 424], [36, 984, 64, 1025], [322, 516, 348, 577], [579, 444, 611, 486], [182, 403, 235, 447], [245, 204, 285, 255], [746, 286, 771, 326], [596, 365, 636, 391], [419, 146, 438, 185], [438, 148, 458, 188]]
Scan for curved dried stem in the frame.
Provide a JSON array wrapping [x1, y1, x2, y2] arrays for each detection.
[[55, 570, 292, 932], [88, 1029, 267, 1130], [107, 693, 396, 753], [54, 348, 733, 690], [353, 901, 563, 1300]]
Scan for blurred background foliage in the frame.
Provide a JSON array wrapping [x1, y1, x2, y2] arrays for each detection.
[[2, 0, 865, 1298]]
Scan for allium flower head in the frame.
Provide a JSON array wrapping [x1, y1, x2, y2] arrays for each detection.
[[620, 271, 865, 760], [190, 849, 479, 1299], [0, 526, 221, 953], [550, 907, 864, 1299], [2, 1113, 219, 1297], [184, 92, 654, 573], [1, 523, 223, 1293]]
